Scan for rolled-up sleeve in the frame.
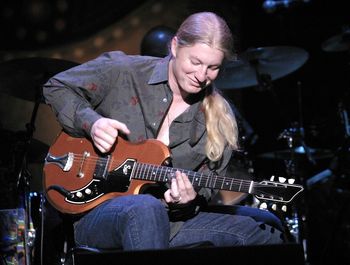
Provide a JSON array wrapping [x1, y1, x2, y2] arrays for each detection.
[[43, 52, 126, 137]]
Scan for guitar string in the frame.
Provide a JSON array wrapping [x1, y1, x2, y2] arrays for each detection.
[[53, 153, 295, 198], [58, 154, 294, 191], [65, 154, 253, 186], [47, 157, 294, 201]]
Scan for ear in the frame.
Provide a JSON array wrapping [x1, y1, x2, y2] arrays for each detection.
[[170, 36, 178, 58]]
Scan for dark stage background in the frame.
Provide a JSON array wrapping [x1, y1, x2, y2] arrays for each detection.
[[1, 1, 349, 265]]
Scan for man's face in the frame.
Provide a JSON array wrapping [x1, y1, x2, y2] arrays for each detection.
[[170, 39, 224, 95]]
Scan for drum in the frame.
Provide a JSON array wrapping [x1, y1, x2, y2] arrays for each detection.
[[0, 94, 62, 192]]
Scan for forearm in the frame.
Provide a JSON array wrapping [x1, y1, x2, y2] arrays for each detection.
[[43, 78, 102, 137]]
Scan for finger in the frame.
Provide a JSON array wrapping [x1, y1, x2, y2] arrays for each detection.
[[103, 123, 119, 139], [164, 189, 180, 203], [181, 172, 194, 190], [175, 171, 191, 195], [164, 189, 172, 203], [93, 129, 117, 147], [175, 170, 185, 189], [94, 141, 108, 153], [91, 119, 126, 150], [170, 177, 180, 199], [176, 171, 196, 201], [93, 136, 113, 152], [108, 119, 131, 135]]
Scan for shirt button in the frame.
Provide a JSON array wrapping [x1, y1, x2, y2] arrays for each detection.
[[152, 122, 156, 127], [162, 98, 167, 103]]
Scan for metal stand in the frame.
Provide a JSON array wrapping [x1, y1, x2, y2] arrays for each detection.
[[15, 98, 41, 265], [278, 124, 312, 264]]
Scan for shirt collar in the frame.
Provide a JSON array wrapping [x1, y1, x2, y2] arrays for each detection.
[[148, 55, 171, 85]]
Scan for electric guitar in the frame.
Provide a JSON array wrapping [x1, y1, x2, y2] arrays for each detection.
[[43, 131, 304, 214]]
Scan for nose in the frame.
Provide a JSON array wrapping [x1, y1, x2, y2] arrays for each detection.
[[194, 67, 207, 84]]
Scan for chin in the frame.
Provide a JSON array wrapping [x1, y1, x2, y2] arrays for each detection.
[[187, 87, 202, 94], [187, 83, 202, 93]]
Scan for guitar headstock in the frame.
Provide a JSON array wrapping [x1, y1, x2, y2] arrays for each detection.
[[253, 175, 304, 204]]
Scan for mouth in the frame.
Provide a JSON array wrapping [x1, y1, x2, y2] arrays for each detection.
[[189, 78, 205, 88]]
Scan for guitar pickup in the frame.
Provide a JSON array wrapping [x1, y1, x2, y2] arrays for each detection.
[[93, 155, 111, 179]]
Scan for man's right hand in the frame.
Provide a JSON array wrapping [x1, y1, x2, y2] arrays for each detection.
[[90, 118, 130, 153]]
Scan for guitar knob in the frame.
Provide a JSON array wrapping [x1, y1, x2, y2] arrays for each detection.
[[85, 188, 92, 195], [278, 177, 286, 183], [271, 204, 277, 211], [76, 191, 83, 198], [282, 205, 287, 212], [288, 178, 295, 184], [270, 175, 275, 181], [259, 202, 267, 210]]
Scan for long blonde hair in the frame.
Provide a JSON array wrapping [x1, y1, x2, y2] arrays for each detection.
[[176, 12, 239, 161]]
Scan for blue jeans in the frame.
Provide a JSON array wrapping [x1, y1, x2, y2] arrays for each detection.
[[74, 194, 284, 250]]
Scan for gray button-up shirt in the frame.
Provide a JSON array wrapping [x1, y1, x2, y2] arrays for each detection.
[[43, 51, 234, 236]]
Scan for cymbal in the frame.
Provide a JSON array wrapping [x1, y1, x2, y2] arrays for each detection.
[[215, 46, 309, 89], [27, 138, 49, 163], [257, 146, 333, 160], [0, 129, 49, 164], [322, 30, 350, 52], [0, 57, 79, 102]]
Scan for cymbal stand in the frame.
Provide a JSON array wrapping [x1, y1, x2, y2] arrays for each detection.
[[16, 96, 41, 265], [251, 59, 274, 92], [338, 97, 350, 139], [278, 125, 310, 264], [250, 59, 290, 122]]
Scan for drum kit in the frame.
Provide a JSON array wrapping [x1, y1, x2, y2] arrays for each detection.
[[0, 57, 78, 265], [0, 28, 349, 264], [214, 31, 350, 261]]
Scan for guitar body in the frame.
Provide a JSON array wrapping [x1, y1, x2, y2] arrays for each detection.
[[43, 131, 170, 214]]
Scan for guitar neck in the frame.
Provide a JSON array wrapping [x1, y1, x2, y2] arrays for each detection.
[[132, 162, 253, 194]]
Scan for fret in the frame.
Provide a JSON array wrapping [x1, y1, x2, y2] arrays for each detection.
[[191, 172, 200, 186], [144, 164, 151, 180], [133, 163, 138, 179], [199, 173, 206, 188], [150, 164, 157, 181], [207, 172, 212, 188], [221, 177, 231, 190], [149, 164, 155, 180], [139, 163, 146, 180], [155, 166, 163, 181], [213, 174, 218, 189], [238, 179, 242, 192], [159, 166, 166, 182]]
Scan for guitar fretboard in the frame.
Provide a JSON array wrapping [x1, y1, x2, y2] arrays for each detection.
[[133, 162, 253, 193]]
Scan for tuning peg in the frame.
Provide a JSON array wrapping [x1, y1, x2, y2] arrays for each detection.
[[281, 205, 287, 212], [278, 177, 286, 183], [270, 175, 275, 181], [271, 204, 277, 211], [288, 178, 295, 184], [259, 202, 268, 210]]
